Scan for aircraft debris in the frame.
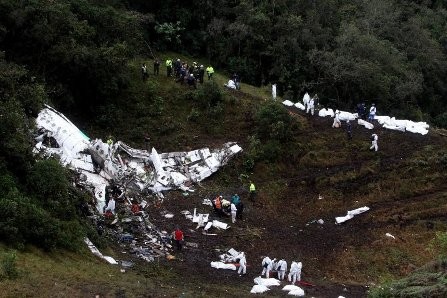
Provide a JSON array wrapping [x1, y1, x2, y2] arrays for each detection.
[[335, 207, 370, 224], [84, 238, 118, 265], [385, 233, 396, 239], [33, 105, 243, 213]]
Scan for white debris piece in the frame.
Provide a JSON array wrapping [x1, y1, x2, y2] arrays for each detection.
[[84, 238, 118, 265], [202, 198, 213, 206], [204, 222, 213, 231], [212, 220, 229, 230], [33, 105, 243, 212], [294, 102, 305, 110], [254, 277, 281, 287], [250, 285, 270, 294], [318, 108, 334, 117], [386, 233, 396, 239], [210, 261, 236, 270], [358, 119, 374, 129], [335, 206, 370, 224], [282, 100, 294, 107]]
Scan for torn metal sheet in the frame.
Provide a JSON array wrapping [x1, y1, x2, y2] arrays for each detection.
[[34, 105, 242, 213], [335, 206, 370, 224]]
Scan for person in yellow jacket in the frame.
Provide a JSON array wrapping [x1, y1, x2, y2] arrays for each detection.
[[206, 65, 214, 80], [249, 181, 256, 201], [166, 58, 173, 77]]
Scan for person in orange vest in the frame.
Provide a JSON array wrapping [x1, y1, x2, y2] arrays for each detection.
[[172, 227, 184, 251], [213, 195, 223, 217]]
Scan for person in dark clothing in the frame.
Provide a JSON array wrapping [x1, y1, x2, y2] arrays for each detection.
[[232, 73, 241, 90], [153, 58, 160, 75], [346, 120, 352, 140], [187, 74, 197, 89], [198, 65, 205, 84], [141, 63, 148, 81]]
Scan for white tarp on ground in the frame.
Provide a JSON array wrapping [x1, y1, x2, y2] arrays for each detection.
[[210, 261, 236, 270], [282, 101, 430, 135], [34, 105, 243, 212], [254, 277, 281, 287], [336, 206, 370, 224], [338, 110, 357, 121], [358, 119, 374, 129], [288, 289, 305, 296], [295, 102, 305, 110], [282, 100, 294, 107], [318, 108, 334, 117], [282, 285, 303, 291], [250, 285, 270, 294]]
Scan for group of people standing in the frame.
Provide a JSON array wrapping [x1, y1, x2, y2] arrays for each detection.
[[141, 58, 215, 90], [262, 256, 303, 284], [302, 92, 319, 115], [212, 193, 244, 223]]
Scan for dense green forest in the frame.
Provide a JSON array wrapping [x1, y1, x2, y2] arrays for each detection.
[[1, 0, 447, 250]]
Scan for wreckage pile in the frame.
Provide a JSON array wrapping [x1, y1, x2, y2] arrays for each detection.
[[32, 105, 242, 263], [33, 105, 242, 213]]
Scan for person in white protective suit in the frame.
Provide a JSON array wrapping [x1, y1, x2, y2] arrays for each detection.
[[370, 133, 378, 151], [368, 103, 376, 122], [272, 84, 277, 100], [261, 256, 272, 278], [105, 197, 116, 214], [238, 252, 247, 275], [332, 110, 341, 128], [288, 261, 302, 284], [276, 259, 288, 280], [230, 203, 237, 223], [303, 92, 310, 111], [307, 97, 314, 115]]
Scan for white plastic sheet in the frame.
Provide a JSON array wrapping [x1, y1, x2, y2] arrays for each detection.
[[282, 100, 294, 107], [358, 119, 374, 130], [288, 288, 305, 296], [210, 261, 236, 270], [318, 108, 334, 117], [253, 277, 281, 287], [250, 285, 270, 294], [294, 102, 305, 110]]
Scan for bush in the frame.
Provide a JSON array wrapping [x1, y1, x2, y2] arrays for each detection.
[[195, 81, 223, 108], [0, 251, 19, 280], [434, 112, 447, 129], [254, 101, 293, 142]]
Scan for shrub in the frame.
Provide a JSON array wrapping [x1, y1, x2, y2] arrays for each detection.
[[195, 81, 223, 108], [0, 251, 19, 280], [254, 101, 293, 142], [434, 112, 447, 129]]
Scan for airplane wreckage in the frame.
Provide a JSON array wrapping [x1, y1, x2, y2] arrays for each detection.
[[33, 105, 242, 213]]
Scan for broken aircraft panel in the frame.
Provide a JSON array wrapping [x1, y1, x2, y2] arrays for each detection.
[[34, 105, 242, 212]]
